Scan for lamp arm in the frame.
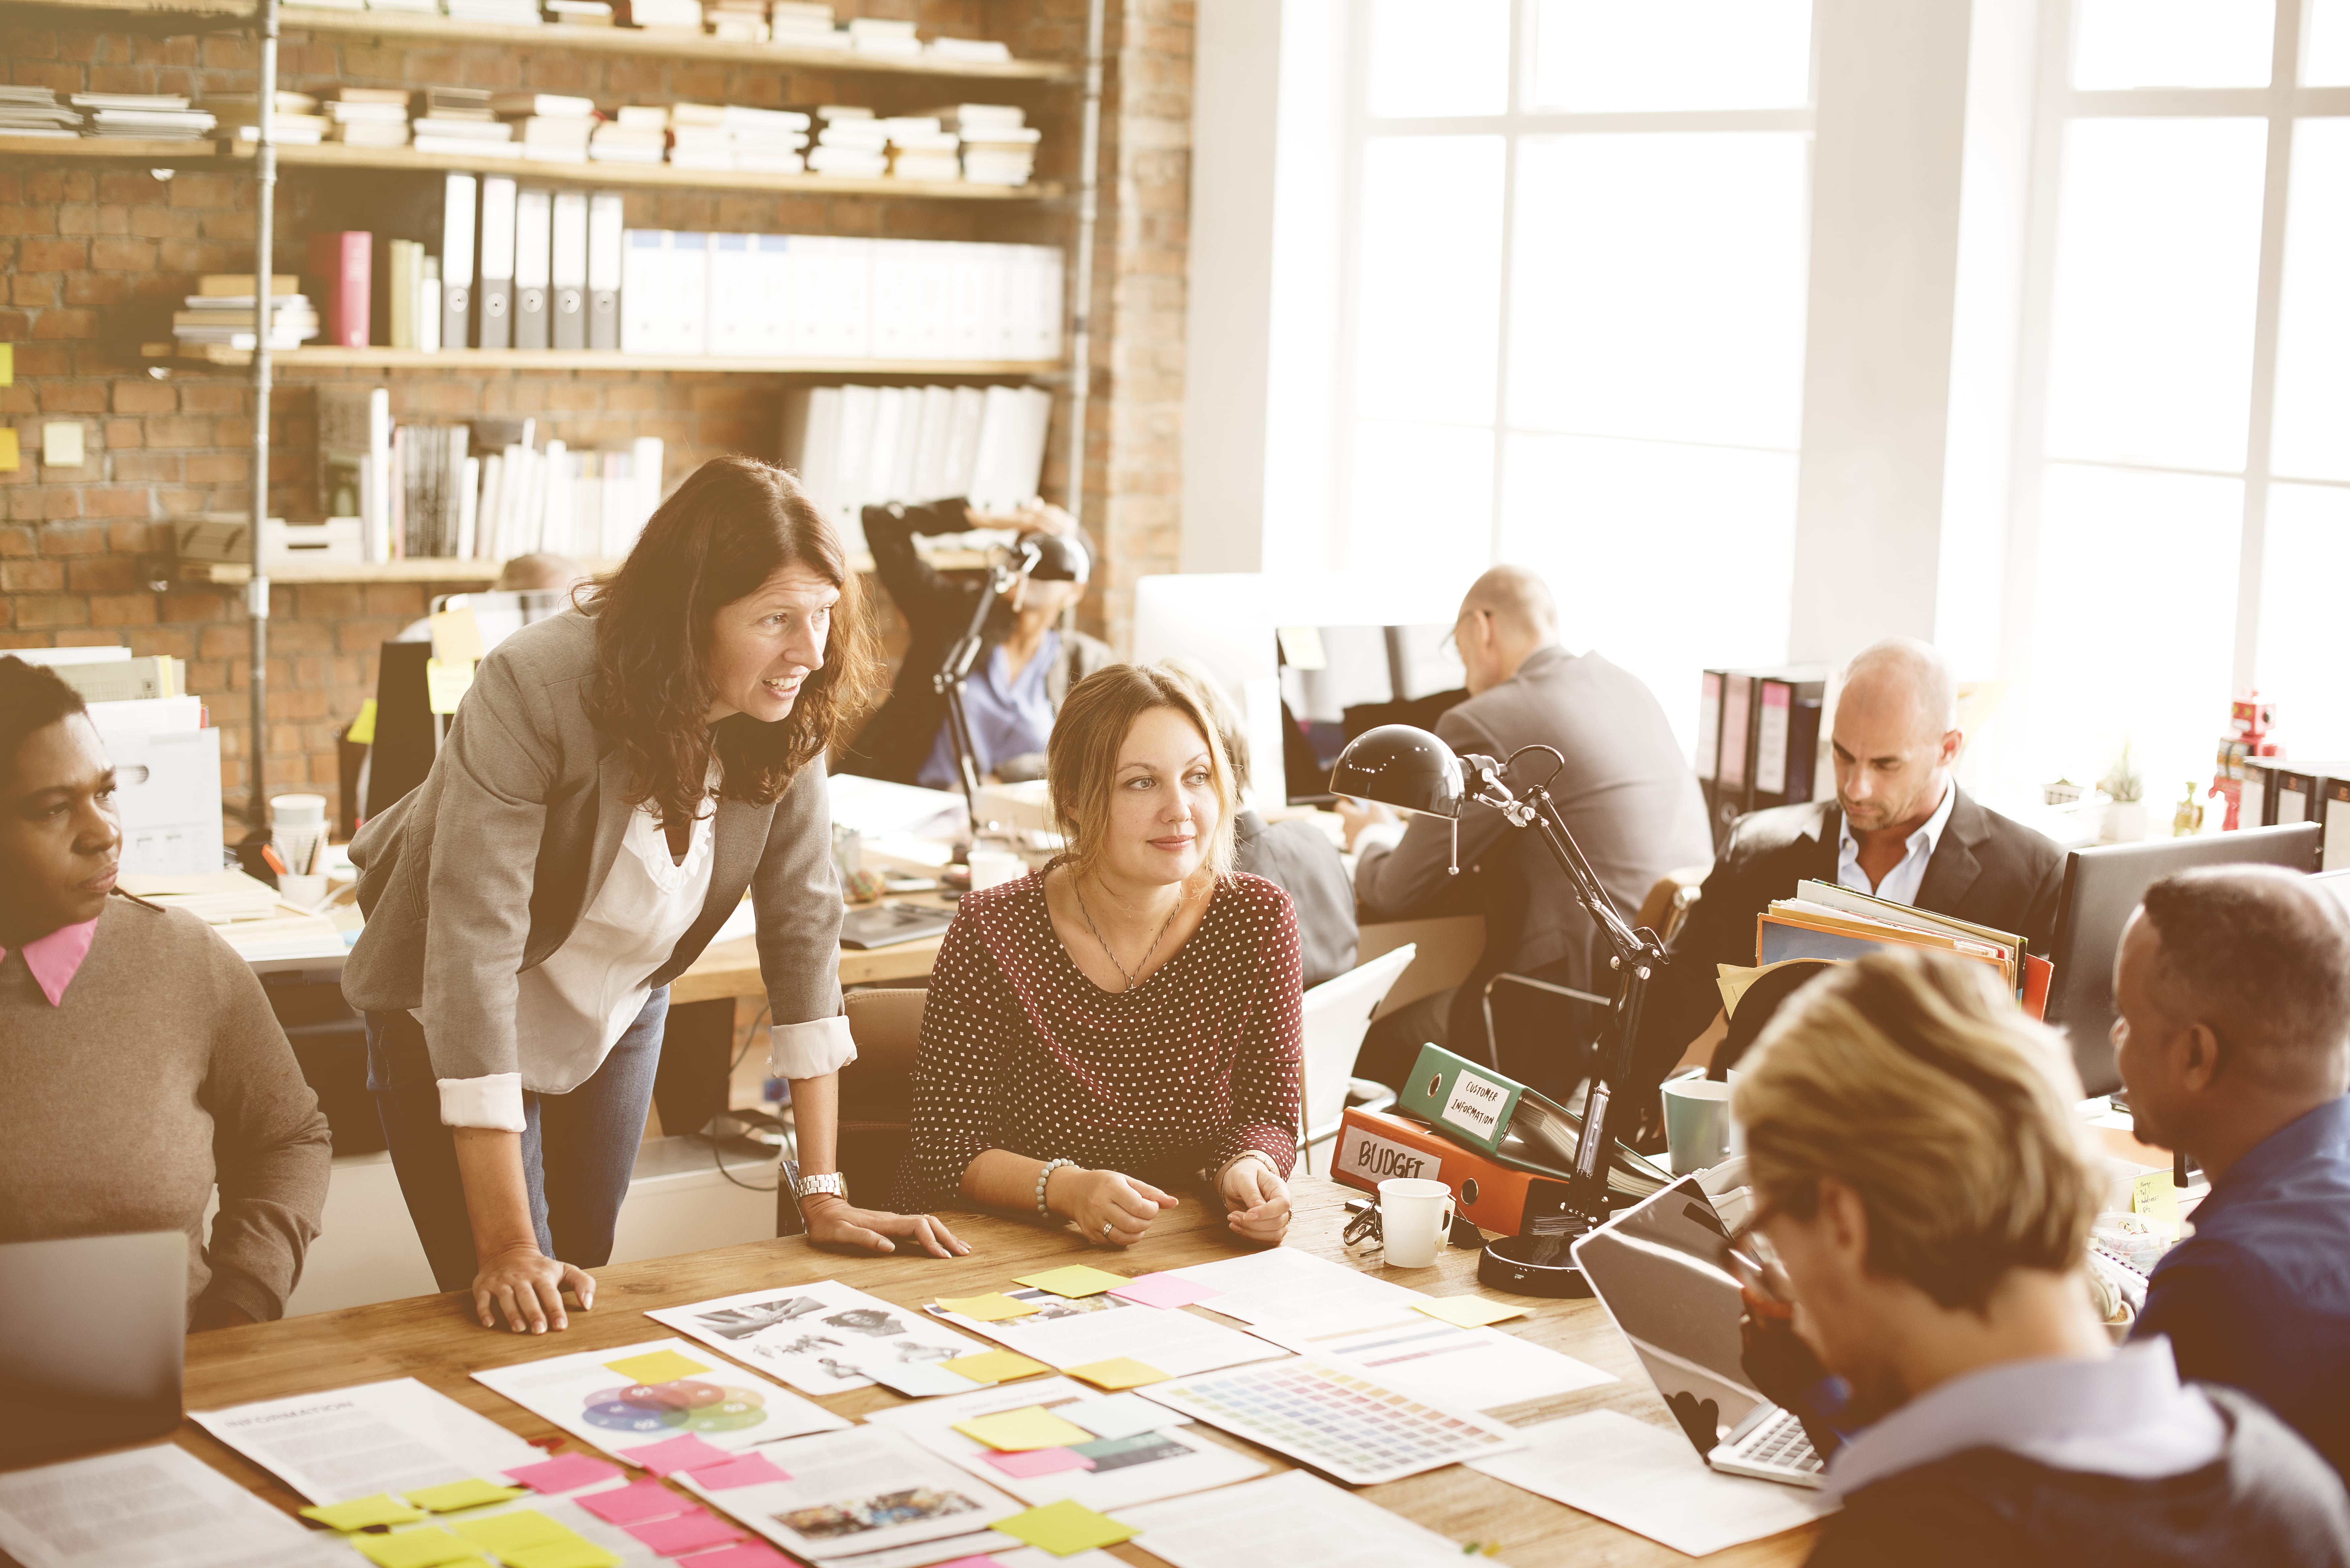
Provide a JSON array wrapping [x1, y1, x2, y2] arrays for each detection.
[[931, 562, 1022, 836]]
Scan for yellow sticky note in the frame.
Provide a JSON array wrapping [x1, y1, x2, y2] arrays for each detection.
[[450, 1509, 574, 1551], [0, 429, 18, 473], [2133, 1171, 2181, 1237], [0, 342, 13, 386], [952, 1405, 1098, 1451], [602, 1348, 710, 1385], [937, 1349, 1053, 1385], [1013, 1265, 1130, 1298], [300, 1494, 426, 1531], [352, 1528, 483, 1568], [1064, 1357, 1169, 1391], [429, 606, 486, 665], [993, 1499, 1140, 1556], [1412, 1294, 1528, 1328], [938, 1292, 1040, 1322], [425, 657, 474, 715], [404, 1478, 527, 1513], [504, 1543, 622, 1568], [347, 696, 378, 745]]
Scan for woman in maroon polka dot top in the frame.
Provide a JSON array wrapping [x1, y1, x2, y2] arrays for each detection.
[[891, 664, 1304, 1248]]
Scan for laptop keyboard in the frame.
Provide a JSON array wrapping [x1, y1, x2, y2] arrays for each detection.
[[1726, 1407, 1824, 1475]]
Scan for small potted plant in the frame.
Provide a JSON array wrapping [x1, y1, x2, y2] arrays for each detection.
[[2101, 739, 2147, 843]]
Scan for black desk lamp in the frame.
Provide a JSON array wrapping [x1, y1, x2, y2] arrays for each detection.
[[930, 520, 1089, 834], [1330, 724, 1671, 1293]]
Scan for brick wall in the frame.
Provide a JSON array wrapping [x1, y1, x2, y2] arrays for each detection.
[[0, 0, 1190, 819]]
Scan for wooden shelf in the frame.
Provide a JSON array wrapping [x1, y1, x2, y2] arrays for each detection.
[[0, 134, 212, 158], [177, 547, 991, 584], [142, 342, 1063, 374], [2, 0, 1078, 79], [227, 140, 1057, 200]]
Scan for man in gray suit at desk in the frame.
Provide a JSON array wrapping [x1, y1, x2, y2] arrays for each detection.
[[1340, 566, 1712, 1098]]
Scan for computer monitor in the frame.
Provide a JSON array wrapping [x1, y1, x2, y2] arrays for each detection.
[[2044, 823, 2321, 1095], [1278, 624, 1467, 788]]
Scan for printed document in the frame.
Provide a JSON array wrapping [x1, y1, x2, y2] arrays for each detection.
[[648, 1281, 986, 1396], [1248, 1314, 1614, 1413], [673, 1424, 1021, 1560], [472, 1336, 848, 1459], [191, 1376, 544, 1504], [1166, 1248, 1429, 1334], [0, 1444, 343, 1568], [925, 1287, 1283, 1378], [1110, 1469, 1500, 1568]]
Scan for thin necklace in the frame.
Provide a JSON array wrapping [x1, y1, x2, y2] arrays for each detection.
[[1071, 870, 1186, 992]]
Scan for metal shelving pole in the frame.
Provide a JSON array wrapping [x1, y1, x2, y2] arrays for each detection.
[[1061, 0, 1105, 529], [245, 0, 278, 832]]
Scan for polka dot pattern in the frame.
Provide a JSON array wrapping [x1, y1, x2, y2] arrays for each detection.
[[889, 867, 1305, 1212]]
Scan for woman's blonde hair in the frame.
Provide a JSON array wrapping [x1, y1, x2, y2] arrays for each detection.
[[1732, 949, 2099, 1312], [1046, 663, 1238, 881]]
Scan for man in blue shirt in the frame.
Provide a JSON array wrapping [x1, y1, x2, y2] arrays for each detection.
[[2113, 864, 2350, 1481]]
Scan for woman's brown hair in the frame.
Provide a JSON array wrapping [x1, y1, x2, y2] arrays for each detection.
[[585, 456, 878, 826]]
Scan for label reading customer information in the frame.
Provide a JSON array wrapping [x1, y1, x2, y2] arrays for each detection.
[[1344, 1127, 1438, 1185], [1441, 1067, 1511, 1141]]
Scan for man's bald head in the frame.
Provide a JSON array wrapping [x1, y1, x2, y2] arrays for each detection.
[[1839, 637, 1958, 741], [1831, 637, 1962, 837], [1455, 566, 1560, 695]]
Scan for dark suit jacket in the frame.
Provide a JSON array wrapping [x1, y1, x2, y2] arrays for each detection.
[[1235, 809, 1357, 991], [1634, 787, 2065, 1089]]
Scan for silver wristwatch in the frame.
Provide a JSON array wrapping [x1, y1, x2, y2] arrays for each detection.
[[792, 1172, 848, 1205]]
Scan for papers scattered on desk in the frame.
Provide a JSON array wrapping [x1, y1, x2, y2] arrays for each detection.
[[1137, 1357, 1523, 1487], [0, 1443, 346, 1568], [926, 1285, 1284, 1379], [191, 1376, 546, 1505], [337, 1488, 675, 1568], [646, 1281, 988, 1397], [860, 1376, 1262, 1512], [1466, 1409, 1833, 1557], [1247, 1314, 1614, 1414], [1166, 1247, 1429, 1336], [830, 773, 967, 840], [119, 868, 281, 923], [1110, 1469, 1499, 1568], [671, 1425, 1021, 1562], [471, 1336, 849, 1461]]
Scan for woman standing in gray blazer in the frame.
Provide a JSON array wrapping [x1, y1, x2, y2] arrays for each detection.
[[345, 457, 964, 1336]]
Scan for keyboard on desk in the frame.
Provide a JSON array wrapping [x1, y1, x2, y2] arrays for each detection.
[[1709, 1404, 1827, 1488]]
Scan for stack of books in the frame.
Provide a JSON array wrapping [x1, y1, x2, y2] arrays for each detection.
[[446, 0, 543, 23], [938, 104, 1039, 187], [381, 240, 442, 351], [73, 93, 215, 140], [845, 15, 917, 56], [806, 106, 886, 178], [364, 0, 438, 14], [705, 0, 767, 39], [881, 115, 959, 182], [667, 104, 808, 172], [172, 273, 318, 353], [494, 92, 596, 164], [0, 87, 85, 139], [768, 0, 838, 45], [327, 87, 410, 147], [619, 0, 702, 30], [411, 87, 511, 156], [547, 0, 614, 23], [928, 36, 1011, 63], [205, 91, 327, 144], [591, 106, 668, 163]]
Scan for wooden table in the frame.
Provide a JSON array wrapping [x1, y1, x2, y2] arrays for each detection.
[[134, 1177, 1815, 1567]]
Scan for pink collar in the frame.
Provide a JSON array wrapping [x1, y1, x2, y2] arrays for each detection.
[[2, 917, 99, 1007]]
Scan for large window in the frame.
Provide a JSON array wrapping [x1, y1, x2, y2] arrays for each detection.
[[1340, 0, 1816, 759], [2015, 0, 2350, 796]]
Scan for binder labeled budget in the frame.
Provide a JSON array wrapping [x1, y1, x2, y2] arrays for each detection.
[[550, 189, 588, 351], [513, 185, 552, 351], [477, 175, 517, 350]]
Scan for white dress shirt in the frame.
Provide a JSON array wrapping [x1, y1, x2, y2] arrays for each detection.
[[1837, 782, 1956, 906]]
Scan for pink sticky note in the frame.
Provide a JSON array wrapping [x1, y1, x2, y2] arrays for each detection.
[[933, 1558, 1013, 1568], [505, 1453, 626, 1494], [626, 1508, 746, 1556], [577, 1479, 698, 1525], [1108, 1271, 1225, 1310], [619, 1434, 736, 1477], [979, 1446, 1097, 1479], [675, 1545, 795, 1568], [682, 1452, 791, 1491]]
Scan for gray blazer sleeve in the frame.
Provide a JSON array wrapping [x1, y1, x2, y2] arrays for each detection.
[[755, 758, 856, 1079], [414, 646, 568, 1084]]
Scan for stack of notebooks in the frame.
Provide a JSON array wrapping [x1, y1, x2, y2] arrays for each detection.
[[938, 104, 1039, 187], [928, 35, 1011, 63], [591, 105, 669, 163], [205, 91, 327, 144], [0, 87, 88, 138], [410, 87, 509, 156], [881, 115, 958, 182], [547, 0, 615, 23], [1746, 878, 2053, 1015], [806, 105, 887, 177], [845, 14, 917, 56], [704, 0, 767, 39], [445, 0, 542, 24], [73, 93, 215, 140], [618, 0, 702, 29], [495, 92, 595, 163], [768, 0, 839, 45], [173, 273, 318, 352], [668, 104, 809, 171], [327, 87, 410, 147]]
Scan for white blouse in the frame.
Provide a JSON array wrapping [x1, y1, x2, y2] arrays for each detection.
[[434, 798, 716, 1131]]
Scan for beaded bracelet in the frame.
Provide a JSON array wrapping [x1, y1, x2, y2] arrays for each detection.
[[1035, 1157, 1077, 1220]]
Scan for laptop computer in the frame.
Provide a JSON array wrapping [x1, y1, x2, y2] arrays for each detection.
[[0, 1232, 187, 1458], [1570, 1173, 1826, 1488]]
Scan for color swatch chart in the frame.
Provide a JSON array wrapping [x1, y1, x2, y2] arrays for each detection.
[[1137, 1359, 1522, 1486]]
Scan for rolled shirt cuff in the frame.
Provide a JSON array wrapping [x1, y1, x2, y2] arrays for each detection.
[[438, 1072, 527, 1132], [771, 1014, 857, 1080], [1353, 821, 1407, 857]]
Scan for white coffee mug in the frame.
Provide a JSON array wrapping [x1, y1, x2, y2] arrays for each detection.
[[1378, 1177, 1455, 1268], [1662, 1076, 1735, 1175]]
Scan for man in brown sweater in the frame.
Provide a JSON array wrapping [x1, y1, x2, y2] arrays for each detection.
[[1, 657, 330, 1326]]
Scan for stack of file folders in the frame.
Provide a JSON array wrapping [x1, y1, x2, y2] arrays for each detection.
[[73, 93, 215, 139], [1748, 877, 2052, 1015], [0, 87, 90, 138]]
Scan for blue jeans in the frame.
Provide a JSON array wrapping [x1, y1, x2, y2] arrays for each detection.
[[366, 988, 669, 1292]]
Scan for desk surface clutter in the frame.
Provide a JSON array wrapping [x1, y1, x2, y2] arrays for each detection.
[[0, 1179, 1822, 1568]]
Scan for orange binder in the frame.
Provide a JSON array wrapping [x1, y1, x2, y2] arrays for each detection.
[[1330, 1107, 1582, 1236]]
